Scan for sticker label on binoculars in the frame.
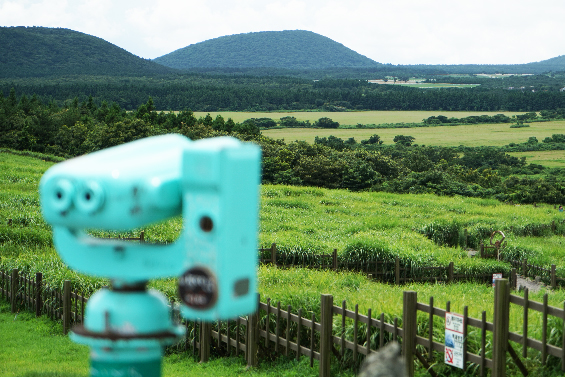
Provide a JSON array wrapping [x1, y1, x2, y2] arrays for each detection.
[[179, 267, 218, 309]]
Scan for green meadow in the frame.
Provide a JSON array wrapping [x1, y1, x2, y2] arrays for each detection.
[[3, 148, 565, 376], [507, 150, 565, 168], [193, 110, 527, 127], [2, 150, 564, 296], [261, 120, 565, 146]]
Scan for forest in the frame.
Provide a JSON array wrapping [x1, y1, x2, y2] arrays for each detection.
[[2, 88, 565, 205], [2, 73, 565, 113]]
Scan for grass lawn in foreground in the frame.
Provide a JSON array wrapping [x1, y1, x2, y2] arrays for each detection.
[[0, 301, 349, 377]]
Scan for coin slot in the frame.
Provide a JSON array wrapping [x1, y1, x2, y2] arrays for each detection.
[[199, 216, 213, 232], [234, 278, 249, 297]]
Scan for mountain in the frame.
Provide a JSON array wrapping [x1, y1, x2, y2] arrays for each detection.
[[0, 26, 176, 78], [153, 30, 382, 70]]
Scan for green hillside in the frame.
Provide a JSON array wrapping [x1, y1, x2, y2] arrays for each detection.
[[0, 26, 176, 78], [524, 54, 565, 71], [153, 30, 382, 70], [404, 55, 565, 75]]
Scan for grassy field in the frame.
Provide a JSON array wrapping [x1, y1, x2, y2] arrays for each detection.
[[3, 151, 565, 376], [507, 150, 565, 168], [261, 120, 565, 147], [2, 151, 565, 290], [193, 110, 527, 126], [0, 301, 339, 377]]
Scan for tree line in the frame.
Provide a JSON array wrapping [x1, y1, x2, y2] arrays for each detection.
[[2, 74, 565, 112]]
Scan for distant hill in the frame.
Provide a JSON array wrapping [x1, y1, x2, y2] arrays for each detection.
[[153, 30, 382, 70], [402, 55, 565, 75], [523, 55, 565, 72], [0, 26, 176, 78]]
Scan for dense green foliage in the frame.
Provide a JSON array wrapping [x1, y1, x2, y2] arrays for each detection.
[[0, 27, 176, 78], [154, 30, 381, 70], [2, 74, 565, 112], [3, 91, 565, 204]]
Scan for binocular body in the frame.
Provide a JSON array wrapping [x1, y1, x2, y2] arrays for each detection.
[[40, 134, 261, 320], [40, 134, 261, 376]]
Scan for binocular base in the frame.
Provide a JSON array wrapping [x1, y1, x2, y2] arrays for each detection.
[[90, 358, 161, 377]]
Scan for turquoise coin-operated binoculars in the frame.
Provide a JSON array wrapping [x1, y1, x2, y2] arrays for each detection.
[[39, 134, 261, 376]]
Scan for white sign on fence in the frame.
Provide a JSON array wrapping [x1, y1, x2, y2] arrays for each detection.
[[492, 273, 503, 287], [445, 312, 464, 369]]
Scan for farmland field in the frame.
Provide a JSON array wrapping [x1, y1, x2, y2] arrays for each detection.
[[507, 150, 565, 168], [193, 110, 528, 126], [261, 120, 565, 147]]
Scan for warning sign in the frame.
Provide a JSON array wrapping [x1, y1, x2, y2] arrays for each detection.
[[492, 273, 503, 287], [445, 312, 464, 369]]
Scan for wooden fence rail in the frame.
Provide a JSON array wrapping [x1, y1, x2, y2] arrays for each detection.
[[259, 242, 565, 291], [259, 243, 516, 287], [3, 268, 565, 377]]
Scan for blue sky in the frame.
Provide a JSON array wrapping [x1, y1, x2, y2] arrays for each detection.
[[1, 0, 563, 65]]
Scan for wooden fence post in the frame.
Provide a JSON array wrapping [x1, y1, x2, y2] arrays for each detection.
[[139, 230, 145, 243], [403, 291, 417, 377], [511, 268, 517, 290], [522, 260, 527, 277], [551, 265, 557, 289], [246, 313, 258, 366], [448, 262, 454, 283], [319, 294, 333, 377], [11, 268, 18, 313], [200, 321, 211, 362], [271, 243, 277, 266], [395, 257, 400, 285], [333, 249, 338, 271], [492, 279, 510, 377], [63, 280, 71, 335], [247, 303, 259, 368], [480, 242, 484, 258], [35, 273, 42, 317]]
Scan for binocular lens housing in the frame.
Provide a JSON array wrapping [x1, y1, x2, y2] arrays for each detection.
[[75, 181, 105, 214], [51, 179, 75, 212]]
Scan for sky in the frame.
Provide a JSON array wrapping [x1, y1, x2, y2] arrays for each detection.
[[1, 0, 564, 65]]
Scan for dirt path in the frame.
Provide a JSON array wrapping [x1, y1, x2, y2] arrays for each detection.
[[467, 248, 545, 292], [516, 274, 545, 292]]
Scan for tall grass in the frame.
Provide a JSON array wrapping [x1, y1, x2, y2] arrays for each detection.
[[2, 149, 564, 291]]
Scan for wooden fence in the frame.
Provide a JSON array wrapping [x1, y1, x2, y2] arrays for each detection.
[[0, 269, 88, 334], [3, 268, 565, 377], [259, 243, 514, 287]]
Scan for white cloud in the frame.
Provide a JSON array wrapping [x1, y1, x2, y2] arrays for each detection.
[[0, 0, 564, 64]]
